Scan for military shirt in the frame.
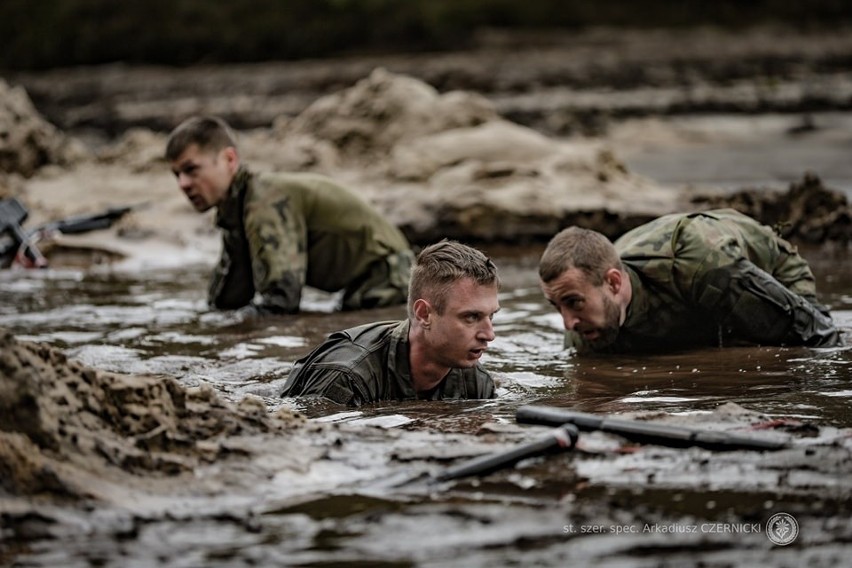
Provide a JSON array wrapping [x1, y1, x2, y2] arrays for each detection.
[[210, 167, 412, 313], [567, 209, 824, 353], [281, 320, 497, 406]]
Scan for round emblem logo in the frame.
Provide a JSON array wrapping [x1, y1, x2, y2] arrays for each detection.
[[765, 512, 799, 546]]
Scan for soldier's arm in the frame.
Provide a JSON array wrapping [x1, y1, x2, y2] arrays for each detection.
[[768, 239, 820, 302], [693, 258, 841, 347], [244, 196, 308, 315], [208, 230, 255, 310], [281, 365, 374, 406]]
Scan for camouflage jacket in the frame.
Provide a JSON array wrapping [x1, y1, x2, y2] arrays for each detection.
[[210, 167, 411, 313], [281, 320, 496, 406], [567, 209, 822, 353]]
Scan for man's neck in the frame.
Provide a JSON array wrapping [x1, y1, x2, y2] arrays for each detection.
[[619, 265, 636, 325], [407, 326, 449, 394]]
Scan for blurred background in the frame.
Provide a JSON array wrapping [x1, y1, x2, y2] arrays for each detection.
[[2, 0, 851, 70]]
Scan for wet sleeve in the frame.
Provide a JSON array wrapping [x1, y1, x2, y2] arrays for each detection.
[[767, 239, 819, 302], [693, 258, 841, 347], [244, 196, 308, 314], [281, 365, 362, 406], [208, 230, 255, 310]]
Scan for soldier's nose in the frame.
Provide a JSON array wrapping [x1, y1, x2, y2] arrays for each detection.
[[479, 319, 496, 342], [177, 173, 193, 190], [562, 312, 580, 331]]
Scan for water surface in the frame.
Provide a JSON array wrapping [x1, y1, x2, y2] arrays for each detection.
[[2, 246, 849, 427], [2, 247, 850, 567]]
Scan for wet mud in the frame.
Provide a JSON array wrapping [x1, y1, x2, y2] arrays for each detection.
[[1, 251, 850, 566]]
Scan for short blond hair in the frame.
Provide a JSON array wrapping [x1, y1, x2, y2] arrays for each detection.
[[408, 240, 499, 317]]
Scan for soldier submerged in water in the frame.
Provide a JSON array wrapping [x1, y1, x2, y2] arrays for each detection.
[[165, 115, 414, 319], [539, 209, 842, 354], [281, 240, 500, 406]]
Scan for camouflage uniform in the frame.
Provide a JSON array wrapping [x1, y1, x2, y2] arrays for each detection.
[[567, 209, 841, 353], [210, 167, 413, 314], [281, 320, 496, 406]]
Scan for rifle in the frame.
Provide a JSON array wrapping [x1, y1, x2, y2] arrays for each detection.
[[35, 204, 137, 235], [0, 198, 47, 268], [516, 405, 787, 451], [0, 197, 138, 269], [422, 406, 786, 485]]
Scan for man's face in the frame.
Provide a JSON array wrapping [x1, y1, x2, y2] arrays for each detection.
[[169, 144, 236, 212], [423, 278, 500, 369], [541, 266, 622, 349]]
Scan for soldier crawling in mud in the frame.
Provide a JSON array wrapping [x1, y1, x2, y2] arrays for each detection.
[[281, 240, 500, 406], [165, 116, 414, 318], [539, 209, 842, 354]]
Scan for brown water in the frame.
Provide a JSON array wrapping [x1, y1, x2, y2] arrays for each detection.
[[1, 246, 850, 426], [1, 246, 851, 567]]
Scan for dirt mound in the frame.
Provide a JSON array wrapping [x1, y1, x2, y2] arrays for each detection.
[[691, 172, 852, 244], [264, 68, 681, 244], [0, 327, 305, 500], [0, 79, 84, 178], [277, 67, 498, 164]]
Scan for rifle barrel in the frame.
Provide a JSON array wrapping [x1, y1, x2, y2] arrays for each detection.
[[45, 206, 134, 235], [516, 405, 786, 452]]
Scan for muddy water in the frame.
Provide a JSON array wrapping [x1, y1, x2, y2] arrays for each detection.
[[1, 246, 851, 566], [2, 246, 850, 426]]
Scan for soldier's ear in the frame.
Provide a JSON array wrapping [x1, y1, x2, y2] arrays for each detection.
[[413, 298, 432, 327], [604, 268, 622, 294], [221, 146, 240, 174]]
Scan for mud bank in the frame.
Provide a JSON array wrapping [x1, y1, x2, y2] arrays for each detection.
[[0, 327, 309, 502], [2, 67, 850, 271], [3, 25, 852, 266]]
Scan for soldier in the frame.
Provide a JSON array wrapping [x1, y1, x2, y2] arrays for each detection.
[[165, 115, 414, 318], [539, 209, 842, 354], [281, 240, 500, 406]]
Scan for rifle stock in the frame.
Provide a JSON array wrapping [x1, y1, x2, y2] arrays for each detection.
[[0, 198, 47, 268], [516, 405, 787, 451], [435, 424, 579, 482]]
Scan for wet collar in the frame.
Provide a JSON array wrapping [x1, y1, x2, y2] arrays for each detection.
[[387, 320, 418, 399], [215, 166, 252, 230]]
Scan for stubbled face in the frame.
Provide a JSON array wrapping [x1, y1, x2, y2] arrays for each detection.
[[423, 278, 500, 369], [169, 144, 235, 212], [541, 266, 622, 349]]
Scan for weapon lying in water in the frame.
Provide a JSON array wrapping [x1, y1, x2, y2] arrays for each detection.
[[516, 405, 788, 452], [435, 423, 580, 482], [421, 405, 787, 484], [0, 197, 139, 268]]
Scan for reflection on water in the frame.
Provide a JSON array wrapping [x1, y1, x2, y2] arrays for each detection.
[[1, 247, 850, 428]]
